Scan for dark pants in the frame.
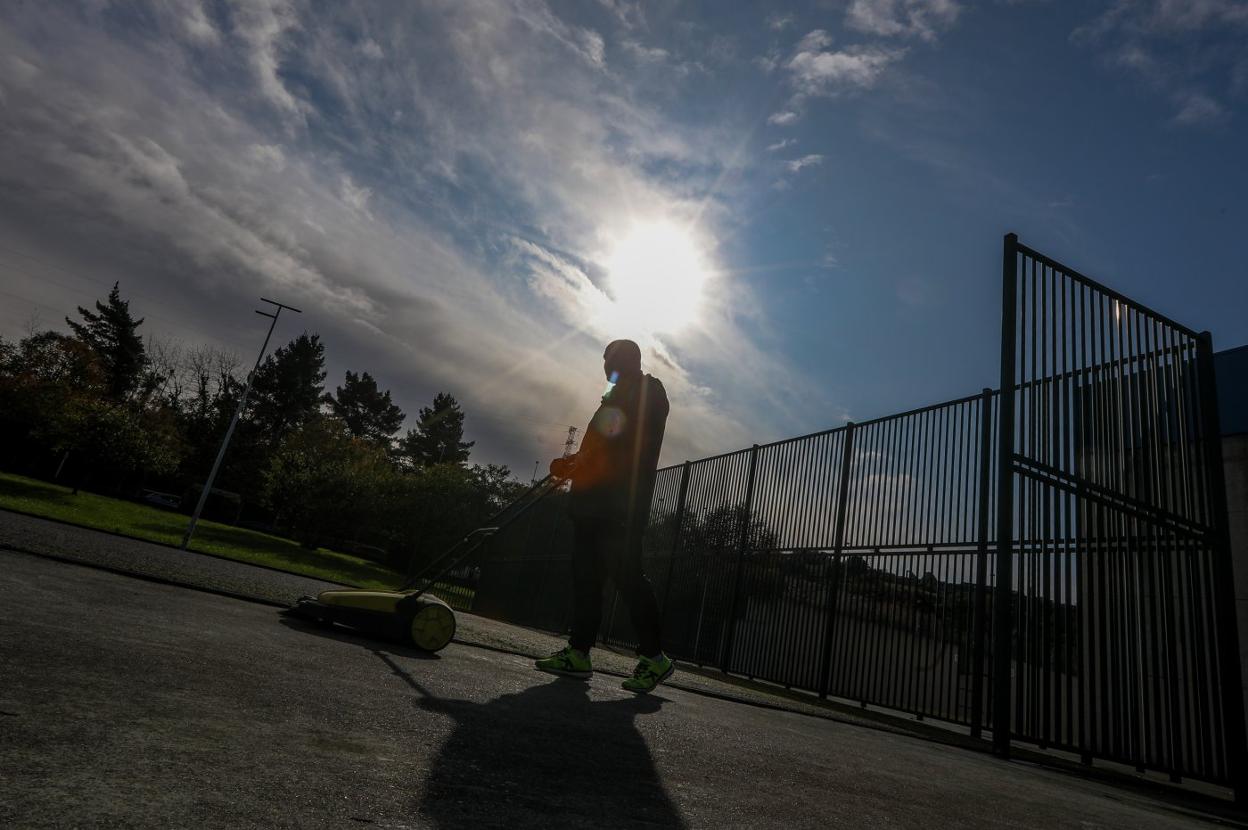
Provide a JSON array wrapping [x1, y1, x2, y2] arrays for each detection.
[[569, 516, 662, 657]]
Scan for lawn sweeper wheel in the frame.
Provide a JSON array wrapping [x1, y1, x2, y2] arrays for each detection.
[[405, 595, 456, 652]]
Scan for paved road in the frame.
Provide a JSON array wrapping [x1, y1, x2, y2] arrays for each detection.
[[2, 550, 1233, 829]]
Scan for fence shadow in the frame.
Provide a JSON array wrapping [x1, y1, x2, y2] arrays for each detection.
[[372, 651, 684, 828]]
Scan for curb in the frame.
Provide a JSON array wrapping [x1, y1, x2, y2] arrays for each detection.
[[0, 505, 400, 590], [0, 543, 295, 610]]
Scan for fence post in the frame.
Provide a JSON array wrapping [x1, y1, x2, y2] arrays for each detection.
[[1196, 332, 1248, 804], [719, 445, 760, 673], [659, 460, 692, 627], [992, 232, 1019, 757], [970, 388, 994, 739], [818, 422, 856, 698]]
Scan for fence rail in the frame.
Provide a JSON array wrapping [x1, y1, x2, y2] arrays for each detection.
[[432, 234, 1245, 798]]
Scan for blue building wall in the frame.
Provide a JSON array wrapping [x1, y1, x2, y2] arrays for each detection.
[[1216, 345, 1248, 437]]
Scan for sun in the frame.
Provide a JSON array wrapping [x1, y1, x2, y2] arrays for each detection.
[[602, 220, 711, 334]]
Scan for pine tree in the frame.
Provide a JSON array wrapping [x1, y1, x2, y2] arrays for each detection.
[[399, 392, 474, 466], [65, 282, 147, 400], [329, 370, 404, 445], [248, 332, 327, 441]]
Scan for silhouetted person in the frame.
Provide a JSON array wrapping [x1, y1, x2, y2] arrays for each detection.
[[416, 677, 683, 828], [535, 339, 673, 693]]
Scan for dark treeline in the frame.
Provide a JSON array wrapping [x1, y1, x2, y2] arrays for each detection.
[[0, 283, 526, 571]]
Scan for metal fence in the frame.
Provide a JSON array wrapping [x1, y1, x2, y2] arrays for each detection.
[[435, 234, 1245, 797], [466, 393, 1002, 729]]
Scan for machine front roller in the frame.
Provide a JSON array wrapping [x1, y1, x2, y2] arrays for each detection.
[[283, 590, 457, 652]]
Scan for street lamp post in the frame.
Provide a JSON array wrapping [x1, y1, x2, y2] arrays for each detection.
[[180, 297, 301, 550]]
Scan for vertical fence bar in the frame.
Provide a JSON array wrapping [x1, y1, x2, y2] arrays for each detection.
[[819, 422, 856, 698], [994, 232, 1019, 756], [971, 388, 994, 738], [719, 445, 759, 672], [1196, 332, 1248, 803], [659, 460, 692, 627]]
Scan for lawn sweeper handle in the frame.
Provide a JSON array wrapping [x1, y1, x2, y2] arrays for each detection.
[[399, 473, 566, 596]]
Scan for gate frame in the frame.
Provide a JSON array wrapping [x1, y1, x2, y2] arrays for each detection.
[[994, 231, 1248, 801], [1195, 330, 1248, 804]]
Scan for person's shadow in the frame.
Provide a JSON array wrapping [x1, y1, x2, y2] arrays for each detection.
[[373, 651, 685, 828]]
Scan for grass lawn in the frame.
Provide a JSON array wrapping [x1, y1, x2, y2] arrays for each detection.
[[0, 471, 407, 591]]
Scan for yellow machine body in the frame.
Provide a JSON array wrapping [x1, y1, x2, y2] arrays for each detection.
[[285, 589, 457, 652]]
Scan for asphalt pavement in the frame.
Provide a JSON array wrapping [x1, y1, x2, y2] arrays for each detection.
[[2, 542, 1240, 829]]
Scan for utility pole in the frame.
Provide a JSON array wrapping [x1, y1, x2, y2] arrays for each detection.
[[181, 298, 301, 550]]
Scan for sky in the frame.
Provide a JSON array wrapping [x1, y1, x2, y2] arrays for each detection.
[[1, 0, 1246, 476]]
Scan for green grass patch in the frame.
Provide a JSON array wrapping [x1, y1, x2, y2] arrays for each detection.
[[0, 471, 407, 590]]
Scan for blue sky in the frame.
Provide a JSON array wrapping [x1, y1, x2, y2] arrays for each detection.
[[1, 1, 1245, 474]]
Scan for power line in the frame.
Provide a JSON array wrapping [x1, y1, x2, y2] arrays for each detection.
[[0, 263, 205, 336], [0, 242, 192, 317]]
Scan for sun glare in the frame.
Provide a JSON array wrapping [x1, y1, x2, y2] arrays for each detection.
[[602, 220, 711, 333]]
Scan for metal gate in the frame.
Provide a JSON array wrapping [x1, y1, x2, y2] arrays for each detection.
[[995, 233, 1247, 790]]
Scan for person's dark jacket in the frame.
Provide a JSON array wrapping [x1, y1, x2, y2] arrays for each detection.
[[567, 372, 669, 526]]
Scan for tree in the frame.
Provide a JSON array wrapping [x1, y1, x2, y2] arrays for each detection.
[[683, 503, 778, 557], [0, 331, 106, 473], [248, 332, 326, 442], [261, 415, 395, 547], [328, 370, 404, 446], [399, 392, 474, 466], [382, 462, 503, 572], [65, 282, 147, 399]]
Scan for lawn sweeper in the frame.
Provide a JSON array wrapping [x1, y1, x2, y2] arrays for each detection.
[[281, 474, 563, 652]]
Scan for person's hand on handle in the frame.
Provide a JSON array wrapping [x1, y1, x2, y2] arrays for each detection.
[[549, 454, 577, 480]]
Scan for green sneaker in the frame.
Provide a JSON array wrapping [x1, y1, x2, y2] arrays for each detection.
[[535, 646, 593, 679], [622, 654, 674, 694]]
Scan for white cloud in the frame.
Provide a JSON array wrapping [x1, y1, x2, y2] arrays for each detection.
[[768, 109, 800, 125], [248, 143, 286, 170], [787, 43, 905, 97], [845, 0, 961, 42], [767, 13, 796, 31], [177, 0, 221, 45], [596, 0, 647, 30], [795, 29, 834, 54], [339, 175, 372, 215], [1073, 1, 1246, 128], [766, 138, 797, 152], [581, 29, 606, 67], [359, 38, 384, 59], [784, 154, 824, 173], [754, 50, 782, 73], [3, 53, 40, 89], [622, 39, 670, 63], [1172, 91, 1226, 124], [231, 0, 309, 125], [1139, 0, 1248, 32]]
